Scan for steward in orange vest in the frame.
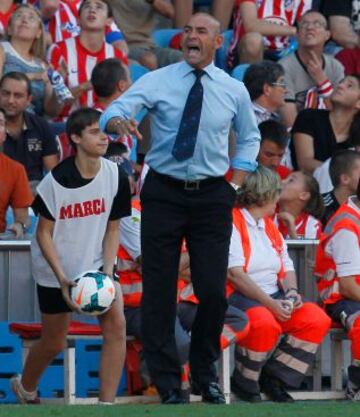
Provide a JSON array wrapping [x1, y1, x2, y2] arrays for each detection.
[[226, 167, 330, 403], [117, 199, 191, 391], [315, 197, 360, 399]]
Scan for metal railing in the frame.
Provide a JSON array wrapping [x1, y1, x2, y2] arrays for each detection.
[[0, 239, 320, 322]]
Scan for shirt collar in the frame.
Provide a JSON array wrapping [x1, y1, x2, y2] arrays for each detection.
[[241, 208, 266, 229], [252, 102, 278, 119], [179, 60, 217, 80], [348, 196, 360, 214]]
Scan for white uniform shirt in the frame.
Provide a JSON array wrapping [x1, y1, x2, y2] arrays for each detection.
[[325, 197, 360, 278], [31, 158, 118, 287], [228, 208, 294, 295]]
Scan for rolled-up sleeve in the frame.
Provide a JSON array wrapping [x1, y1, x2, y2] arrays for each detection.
[[99, 72, 155, 132], [231, 84, 260, 172]]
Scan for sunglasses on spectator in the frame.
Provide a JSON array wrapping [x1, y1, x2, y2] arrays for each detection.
[[270, 82, 287, 88]]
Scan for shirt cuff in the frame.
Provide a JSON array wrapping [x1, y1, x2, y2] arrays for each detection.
[[230, 159, 258, 172]]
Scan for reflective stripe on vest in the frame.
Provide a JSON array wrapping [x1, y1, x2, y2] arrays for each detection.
[[315, 203, 360, 305], [226, 208, 285, 297], [117, 199, 142, 307]]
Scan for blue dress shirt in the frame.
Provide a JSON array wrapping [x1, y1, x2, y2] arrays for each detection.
[[99, 61, 260, 180]]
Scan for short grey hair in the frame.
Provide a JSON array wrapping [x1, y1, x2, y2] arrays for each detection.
[[236, 166, 281, 208]]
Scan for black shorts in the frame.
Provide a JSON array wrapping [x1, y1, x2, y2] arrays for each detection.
[[37, 284, 72, 314]]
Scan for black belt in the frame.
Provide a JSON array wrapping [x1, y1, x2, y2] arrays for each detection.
[[149, 169, 223, 191]]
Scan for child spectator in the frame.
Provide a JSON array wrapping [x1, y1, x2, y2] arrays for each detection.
[[48, 0, 128, 121], [276, 171, 323, 239], [321, 150, 360, 225]]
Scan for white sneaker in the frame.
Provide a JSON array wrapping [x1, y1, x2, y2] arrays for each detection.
[[346, 381, 360, 401], [10, 375, 40, 404]]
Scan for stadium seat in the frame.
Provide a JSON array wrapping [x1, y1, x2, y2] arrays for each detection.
[[129, 64, 150, 83], [231, 63, 250, 81], [151, 29, 182, 48], [215, 29, 233, 72]]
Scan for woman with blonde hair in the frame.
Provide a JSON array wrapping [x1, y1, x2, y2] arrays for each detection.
[[227, 166, 330, 402], [0, 4, 60, 116]]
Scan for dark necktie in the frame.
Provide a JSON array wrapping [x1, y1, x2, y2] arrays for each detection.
[[172, 69, 205, 161]]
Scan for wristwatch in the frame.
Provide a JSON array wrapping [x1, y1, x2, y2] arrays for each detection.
[[230, 182, 240, 191]]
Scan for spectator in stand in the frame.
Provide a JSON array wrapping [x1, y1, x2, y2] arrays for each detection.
[[34, 0, 80, 46], [315, 178, 360, 401], [172, 0, 235, 32], [257, 120, 292, 180], [321, 150, 360, 226], [31, 0, 129, 55], [319, 0, 360, 75], [227, 166, 330, 402], [227, 0, 311, 68], [279, 10, 344, 128], [0, 1, 19, 38], [320, 0, 360, 49], [48, 0, 128, 121], [0, 4, 61, 117], [111, 0, 182, 70], [0, 72, 59, 193], [276, 171, 323, 239], [91, 58, 132, 151], [0, 107, 33, 238], [291, 75, 360, 173], [243, 60, 286, 125]]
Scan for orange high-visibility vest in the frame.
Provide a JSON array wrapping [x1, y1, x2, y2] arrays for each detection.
[[315, 203, 360, 305], [117, 200, 142, 308], [226, 208, 285, 297]]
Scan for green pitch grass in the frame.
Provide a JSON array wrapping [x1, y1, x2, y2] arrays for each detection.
[[1, 402, 360, 417]]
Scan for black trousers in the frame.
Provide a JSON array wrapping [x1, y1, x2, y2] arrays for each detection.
[[140, 170, 235, 393]]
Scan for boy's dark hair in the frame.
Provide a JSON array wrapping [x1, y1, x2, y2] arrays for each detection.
[[91, 58, 128, 98], [0, 72, 32, 96], [243, 61, 284, 101], [330, 150, 360, 188], [66, 108, 101, 147], [79, 0, 113, 18], [258, 120, 289, 149]]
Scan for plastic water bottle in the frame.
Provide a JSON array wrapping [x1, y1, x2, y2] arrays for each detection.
[[48, 68, 73, 103]]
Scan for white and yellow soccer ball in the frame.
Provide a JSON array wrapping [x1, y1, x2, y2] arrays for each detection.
[[71, 270, 115, 315]]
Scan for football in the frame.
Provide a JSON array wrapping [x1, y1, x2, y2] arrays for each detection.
[[71, 270, 116, 315]]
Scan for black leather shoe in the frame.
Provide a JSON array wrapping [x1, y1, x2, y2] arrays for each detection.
[[192, 382, 226, 404], [231, 377, 261, 403], [160, 388, 185, 404], [260, 372, 294, 403]]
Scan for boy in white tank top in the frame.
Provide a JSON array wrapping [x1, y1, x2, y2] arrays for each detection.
[[11, 107, 131, 405]]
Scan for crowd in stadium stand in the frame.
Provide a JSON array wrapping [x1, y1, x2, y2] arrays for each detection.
[[2, 0, 360, 406]]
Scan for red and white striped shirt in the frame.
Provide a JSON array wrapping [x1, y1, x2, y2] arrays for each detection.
[[48, 36, 128, 119], [228, 0, 311, 67], [275, 212, 322, 240], [47, 1, 80, 43]]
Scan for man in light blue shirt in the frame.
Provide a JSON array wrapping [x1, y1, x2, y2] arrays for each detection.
[[100, 12, 260, 405]]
